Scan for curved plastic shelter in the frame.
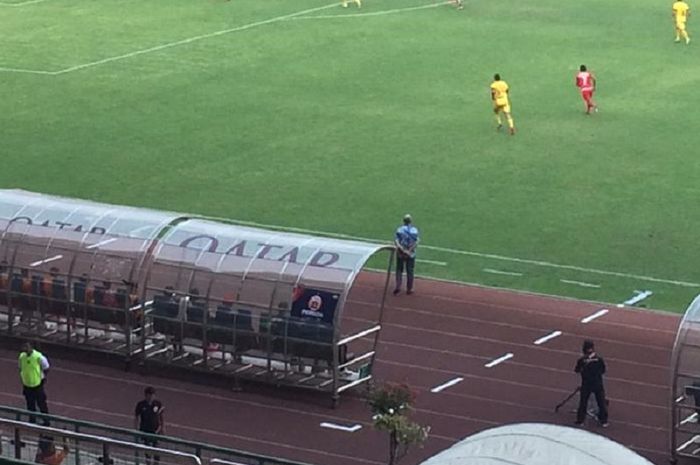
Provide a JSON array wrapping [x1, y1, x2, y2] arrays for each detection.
[[420, 423, 654, 465], [0, 190, 393, 404], [670, 294, 700, 463]]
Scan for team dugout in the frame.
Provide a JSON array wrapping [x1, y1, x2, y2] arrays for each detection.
[[670, 294, 700, 462], [0, 190, 393, 405]]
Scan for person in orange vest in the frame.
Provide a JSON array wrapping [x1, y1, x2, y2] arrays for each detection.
[[18, 341, 50, 425]]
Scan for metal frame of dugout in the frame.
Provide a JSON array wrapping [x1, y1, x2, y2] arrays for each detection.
[[0, 190, 394, 406], [670, 294, 700, 463]]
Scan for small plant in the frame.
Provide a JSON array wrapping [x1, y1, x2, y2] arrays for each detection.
[[368, 383, 430, 465]]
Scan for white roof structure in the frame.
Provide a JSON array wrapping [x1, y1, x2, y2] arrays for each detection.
[[420, 423, 654, 465]]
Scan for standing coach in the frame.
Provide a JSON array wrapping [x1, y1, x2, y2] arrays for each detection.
[[19, 341, 50, 425], [575, 339, 609, 427], [393, 214, 419, 296]]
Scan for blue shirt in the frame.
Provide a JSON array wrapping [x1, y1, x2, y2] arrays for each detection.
[[395, 225, 419, 258]]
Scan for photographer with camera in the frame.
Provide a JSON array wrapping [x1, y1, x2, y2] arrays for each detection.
[[575, 339, 609, 427]]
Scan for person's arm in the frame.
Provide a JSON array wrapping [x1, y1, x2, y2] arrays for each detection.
[[574, 357, 583, 373], [40, 355, 50, 378], [157, 407, 165, 435], [134, 404, 140, 430], [599, 356, 606, 376]]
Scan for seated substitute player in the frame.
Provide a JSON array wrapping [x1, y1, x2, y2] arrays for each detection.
[[341, 0, 361, 7], [575, 65, 598, 115], [490, 74, 515, 135], [672, 0, 691, 44]]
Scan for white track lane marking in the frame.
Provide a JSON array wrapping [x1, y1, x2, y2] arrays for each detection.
[[484, 353, 513, 368], [560, 279, 601, 288], [581, 309, 609, 324], [320, 422, 362, 432], [483, 268, 523, 277], [430, 377, 463, 393], [533, 330, 562, 345]]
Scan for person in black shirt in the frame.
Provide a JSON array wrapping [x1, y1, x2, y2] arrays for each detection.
[[134, 387, 164, 464], [575, 339, 608, 427]]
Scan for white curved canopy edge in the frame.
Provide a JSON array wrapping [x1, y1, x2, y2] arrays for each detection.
[[419, 423, 654, 465]]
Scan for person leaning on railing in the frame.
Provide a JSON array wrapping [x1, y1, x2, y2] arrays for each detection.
[[35, 435, 69, 465]]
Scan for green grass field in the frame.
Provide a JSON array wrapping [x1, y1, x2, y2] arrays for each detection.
[[1, 0, 699, 312]]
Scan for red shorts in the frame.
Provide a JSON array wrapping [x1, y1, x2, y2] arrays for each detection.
[[581, 89, 593, 101]]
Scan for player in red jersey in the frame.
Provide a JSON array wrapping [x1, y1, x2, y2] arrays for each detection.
[[575, 65, 597, 115]]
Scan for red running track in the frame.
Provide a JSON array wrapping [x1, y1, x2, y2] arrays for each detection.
[[0, 272, 680, 465]]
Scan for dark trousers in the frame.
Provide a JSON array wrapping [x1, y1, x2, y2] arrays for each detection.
[[577, 385, 608, 424], [395, 255, 415, 292], [23, 382, 49, 425], [140, 434, 160, 464]]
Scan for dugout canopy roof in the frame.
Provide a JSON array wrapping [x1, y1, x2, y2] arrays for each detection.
[[671, 294, 700, 388], [419, 423, 654, 465], [0, 189, 391, 323]]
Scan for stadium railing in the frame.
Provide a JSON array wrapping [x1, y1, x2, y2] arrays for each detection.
[[0, 406, 311, 465], [0, 417, 201, 465]]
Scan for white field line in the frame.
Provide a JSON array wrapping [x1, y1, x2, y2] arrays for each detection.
[[0, 66, 54, 75], [484, 353, 513, 368], [533, 330, 562, 345], [53, 2, 339, 75], [320, 422, 362, 433], [0, 0, 49, 6], [560, 279, 601, 289], [417, 259, 447, 266], [29, 254, 63, 267], [483, 268, 523, 277], [581, 309, 609, 324], [207, 218, 700, 288], [430, 377, 463, 393], [0, 2, 340, 75], [289, 1, 449, 20]]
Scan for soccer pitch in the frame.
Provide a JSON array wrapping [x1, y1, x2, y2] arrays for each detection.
[[1, 0, 699, 312]]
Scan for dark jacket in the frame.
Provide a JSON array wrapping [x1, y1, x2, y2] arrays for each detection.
[[575, 353, 606, 389]]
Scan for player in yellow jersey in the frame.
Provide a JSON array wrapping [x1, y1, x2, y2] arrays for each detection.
[[341, 0, 361, 7], [672, 0, 691, 44], [490, 74, 515, 135]]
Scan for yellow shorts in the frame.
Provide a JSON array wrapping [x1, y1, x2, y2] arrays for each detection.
[[676, 21, 687, 31], [494, 103, 511, 114]]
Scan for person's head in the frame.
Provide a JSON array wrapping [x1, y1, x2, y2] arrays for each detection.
[[22, 341, 34, 356], [403, 214, 412, 225], [580, 65, 587, 72], [144, 386, 156, 401], [582, 339, 595, 355], [494, 73, 501, 81]]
